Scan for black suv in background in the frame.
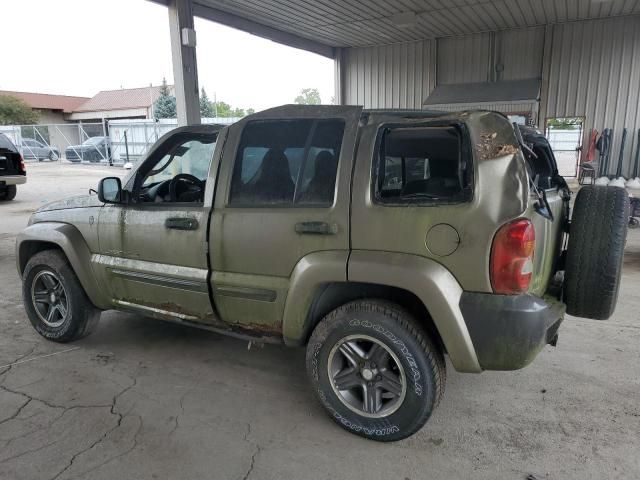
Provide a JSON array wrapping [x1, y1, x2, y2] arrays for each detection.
[[0, 133, 26, 201]]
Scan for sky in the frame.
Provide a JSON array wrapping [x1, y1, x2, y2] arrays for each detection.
[[0, 0, 335, 111]]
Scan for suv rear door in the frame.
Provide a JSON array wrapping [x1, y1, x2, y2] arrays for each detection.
[[209, 106, 362, 336]]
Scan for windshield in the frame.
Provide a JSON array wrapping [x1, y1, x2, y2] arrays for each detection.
[[83, 137, 104, 146]]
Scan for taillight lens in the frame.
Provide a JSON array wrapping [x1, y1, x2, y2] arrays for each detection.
[[490, 219, 535, 294], [19, 155, 26, 173]]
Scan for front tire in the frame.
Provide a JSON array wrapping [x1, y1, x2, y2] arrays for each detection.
[[306, 300, 445, 442], [22, 250, 100, 342]]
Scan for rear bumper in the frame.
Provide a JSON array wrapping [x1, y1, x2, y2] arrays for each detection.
[[460, 292, 565, 371], [0, 175, 27, 186]]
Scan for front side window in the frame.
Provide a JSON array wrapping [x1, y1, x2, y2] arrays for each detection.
[[230, 119, 344, 207], [138, 136, 216, 203], [376, 126, 470, 204]]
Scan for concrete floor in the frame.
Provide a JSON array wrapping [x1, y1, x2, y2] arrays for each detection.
[[1, 163, 639, 480]]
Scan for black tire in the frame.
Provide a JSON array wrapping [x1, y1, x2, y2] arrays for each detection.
[[22, 250, 100, 342], [1, 185, 17, 201], [565, 186, 630, 319], [306, 300, 445, 442]]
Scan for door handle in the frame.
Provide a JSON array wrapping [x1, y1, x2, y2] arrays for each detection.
[[165, 217, 199, 230], [295, 221, 337, 235]]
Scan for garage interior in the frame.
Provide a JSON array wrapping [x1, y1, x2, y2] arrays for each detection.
[[153, 0, 640, 174]]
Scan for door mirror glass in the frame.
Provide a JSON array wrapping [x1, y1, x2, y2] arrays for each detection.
[[98, 177, 122, 203]]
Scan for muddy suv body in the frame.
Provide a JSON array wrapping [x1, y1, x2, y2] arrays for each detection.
[[16, 106, 629, 441]]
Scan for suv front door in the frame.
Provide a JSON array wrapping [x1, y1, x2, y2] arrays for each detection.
[[209, 106, 362, 337], [96, 127, 223, 324]]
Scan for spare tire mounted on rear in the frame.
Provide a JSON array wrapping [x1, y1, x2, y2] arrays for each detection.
[[564, 185, 630, 320]]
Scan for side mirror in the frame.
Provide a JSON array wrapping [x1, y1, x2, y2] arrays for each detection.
[[98, 177, 122, 203]]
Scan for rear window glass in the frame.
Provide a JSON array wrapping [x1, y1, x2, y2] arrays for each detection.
[[375, 126, 470, 204], [230, 119, 345, 206]]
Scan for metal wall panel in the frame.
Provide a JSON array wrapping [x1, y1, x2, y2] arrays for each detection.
[[342, 14, 640, 175], [497, 27, 545, 80], [343, 40, 435, 109], [437, 33, 491, 84], [542, 15, 640, 175]]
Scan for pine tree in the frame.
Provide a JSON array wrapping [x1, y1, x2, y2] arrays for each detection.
[[154, 77, 177, 119], [199, 87, 214, 118]]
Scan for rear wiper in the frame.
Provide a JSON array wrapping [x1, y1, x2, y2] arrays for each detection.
[[513, 122, 538, 159]]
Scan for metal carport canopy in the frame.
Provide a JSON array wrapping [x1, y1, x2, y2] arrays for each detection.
[[149, 0, 639, 123]]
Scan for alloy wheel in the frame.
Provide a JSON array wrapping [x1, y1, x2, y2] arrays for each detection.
[[31, 270, 69, 328], [327, 334, 407, 418]]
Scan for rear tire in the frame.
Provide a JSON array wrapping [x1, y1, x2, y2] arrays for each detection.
[[0, 185, 17, 201], [306, 300, 445, 442], [22, 250, 100, 342], [565, 186, 630, 319]]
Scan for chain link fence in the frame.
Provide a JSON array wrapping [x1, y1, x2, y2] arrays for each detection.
[[0, 122, 109, 164], [0, 117, 239, 169], [108, 118, 239, 166]]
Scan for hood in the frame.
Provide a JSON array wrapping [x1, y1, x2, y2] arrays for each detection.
[[66, 144, 92, 151], [36, 194, 102, 212]]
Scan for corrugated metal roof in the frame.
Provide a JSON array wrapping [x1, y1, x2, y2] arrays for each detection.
[[0, 90, 89, 113], [424, 78, 540, 105], [74, 85, 172, 113], [184, 0, 640, 47]]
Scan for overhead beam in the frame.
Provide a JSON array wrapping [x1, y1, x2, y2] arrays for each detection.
[[168, 0, 201, 125], [192, 3, 336, 58], [149, 0, 335, 59]]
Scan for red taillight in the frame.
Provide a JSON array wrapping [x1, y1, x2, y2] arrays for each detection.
[[490, 219, 535, 295], [19, 155, 26, 173]]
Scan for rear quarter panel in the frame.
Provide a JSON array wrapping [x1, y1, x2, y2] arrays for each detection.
[[351, 111, 529, 293]]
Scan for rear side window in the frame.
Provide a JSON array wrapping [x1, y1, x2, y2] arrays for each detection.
[[230, 119, 344, 206], [375, 126, 470, 204]]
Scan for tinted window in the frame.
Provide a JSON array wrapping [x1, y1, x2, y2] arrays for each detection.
[[230, 119, 344, 206], [376, 126, 469, 203]]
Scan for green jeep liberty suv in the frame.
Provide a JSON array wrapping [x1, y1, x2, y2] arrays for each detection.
[[16, 106, 629, 441]]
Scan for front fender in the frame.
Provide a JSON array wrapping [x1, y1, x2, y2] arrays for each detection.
[[348, 251, 482, 373], [16, 222, 110, 309]]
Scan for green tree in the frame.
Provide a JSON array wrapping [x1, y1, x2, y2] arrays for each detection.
[[199, 87, 214, 118], [154, 77, 176, 119], [0, 95, 39, 125], [214, 101, 251, 118], [215, 101, 232, 118], [246, 108, 255, 115], [294, 88, 321, 105], [547, 117, 581, 130]]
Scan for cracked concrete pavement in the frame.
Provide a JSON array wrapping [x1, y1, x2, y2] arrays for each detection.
[[0, 163, 639, 479]]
